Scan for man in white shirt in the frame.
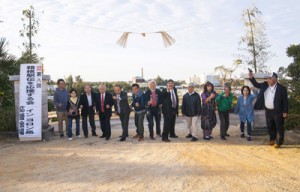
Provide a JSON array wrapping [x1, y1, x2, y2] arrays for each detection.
[[249, 71, 288, 148], [79, 84, 97, 138]]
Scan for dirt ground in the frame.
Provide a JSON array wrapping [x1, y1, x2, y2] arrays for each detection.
[[0, 117, 299, 192]]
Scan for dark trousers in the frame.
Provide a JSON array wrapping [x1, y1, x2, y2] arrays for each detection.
[[119, 112, 130, 138], [82, 107, 96, 136], [169, 113, 177, 137], [265, 109, 285, 145], [146, 108, 161, 137], [218, 110, 229, 137], [134, 111, 146, 137], [240, 121, 252, 136], [99, 112, 111, 139], [68, 116, 80, 138], [162, 111, 176, 140]]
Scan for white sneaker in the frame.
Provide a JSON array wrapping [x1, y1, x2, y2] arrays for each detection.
[[68, 138, 73, 141], [76, 135, 81, 138]]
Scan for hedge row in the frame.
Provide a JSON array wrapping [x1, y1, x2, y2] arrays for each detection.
[[0, 107, 16, 132], [285, 114, 300, 131]]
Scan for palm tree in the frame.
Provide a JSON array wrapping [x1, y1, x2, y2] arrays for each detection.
[[0, 38, 18, 107]]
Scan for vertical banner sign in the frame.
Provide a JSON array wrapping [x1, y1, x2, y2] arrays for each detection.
[[19, 64, 42, 141]]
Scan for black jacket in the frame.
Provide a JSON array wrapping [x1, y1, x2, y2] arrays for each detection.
[[66, 98, 80, 117], [78, 92, 96, 117], [113, 91, 131, 115], [95, 92, 114, 117], [161, 88, 179, 116], [250, 77, 288, 115], [144, 88, 162, 109], [181, 92, 201, 117]]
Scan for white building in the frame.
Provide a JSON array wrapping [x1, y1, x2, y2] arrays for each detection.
[[130, 76, 148, 88], [132, 76, 145, 84], [200, 74, 222, 87], [185, 75, 201, 85]]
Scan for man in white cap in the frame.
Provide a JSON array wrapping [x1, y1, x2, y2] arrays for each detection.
[[181, 82, 202, 141], [249, 71, 288, 148]]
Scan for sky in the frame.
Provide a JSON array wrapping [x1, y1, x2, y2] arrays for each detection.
[[0, 0, 299, 82]]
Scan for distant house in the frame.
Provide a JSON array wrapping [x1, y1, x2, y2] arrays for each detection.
[[132, 76, 145, 83], [131, 76, 148, 88], [200, 75, 222, 87], [185, 75, 201, 85]]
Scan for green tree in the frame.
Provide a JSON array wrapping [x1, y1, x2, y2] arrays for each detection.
[[238, 6, 274, 73], [64, 75, 74, 91], [118, 81, 131, 91], [94, 81, 131, 93], [73, 75, 84, 95], [154, 75, 167, 85], [214, 61, 242, 93], [174, 80, 185, 86], [154, 75, 163, 85], [18, 49, 41, 64], [286, 45, 300, 80], [214, 65, 235, 87], [0, 38, 18, 107], [278, 44, 300, 113], [19, 5, 43, 63]]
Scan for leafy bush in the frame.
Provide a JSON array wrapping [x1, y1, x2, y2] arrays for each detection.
[[48, 99, 55, 112], [0, 107, 16, 132], [284, 114, 300, 131], [288, 97, 300, 114]]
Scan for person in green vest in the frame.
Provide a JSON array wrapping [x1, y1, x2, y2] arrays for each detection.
[[216, 84, 233, 140]]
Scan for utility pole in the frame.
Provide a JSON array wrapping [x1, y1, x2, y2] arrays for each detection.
[[247, 9, 257, 73]]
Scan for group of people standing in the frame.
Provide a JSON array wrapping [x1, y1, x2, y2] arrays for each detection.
[[54, 70, 288, 148]]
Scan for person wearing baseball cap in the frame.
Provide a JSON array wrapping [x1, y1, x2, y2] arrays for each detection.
[[249, 70, 288, 148]]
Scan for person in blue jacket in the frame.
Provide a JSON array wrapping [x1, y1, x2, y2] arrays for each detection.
[[131, 83, 146, 141], [234, 86, 257, 141]]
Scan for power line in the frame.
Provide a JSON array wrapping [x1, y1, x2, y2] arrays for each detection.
[[49, 16, 236, 37]]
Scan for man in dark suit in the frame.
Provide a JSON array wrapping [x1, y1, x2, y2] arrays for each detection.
[[113, 85, 131, 141], [161, 79, 179, 142], [249, 71, 288, 148], [96, 85, 114, 140], [79, 84, 97, 138], [145, 80, 162, 140]]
